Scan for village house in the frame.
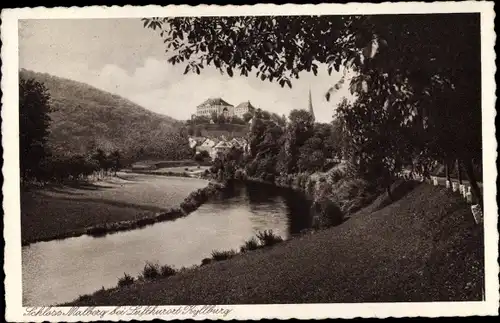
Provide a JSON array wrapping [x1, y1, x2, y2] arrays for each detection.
[[213, 141, 233, 157], [190, 135, 251, 160], [188, 136, 206, 149]]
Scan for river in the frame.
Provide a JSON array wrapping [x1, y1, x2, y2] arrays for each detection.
[[22, 181, 314, 306]]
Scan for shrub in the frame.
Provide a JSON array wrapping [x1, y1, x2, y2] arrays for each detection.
[[201, 257, 213, 266], [211, 249, 237, 261], [136, 217, 156, 227], [240, 237, 260, 252], [76, 294, 92, 302], [86, 225, 108, 237], [256, 230, 283, 247], [142, 262, 160, 280], [312, 198, 344, 228], [117, 272, 135, 287], [185, 167, 189, 171], [160, 265, 177, 278]]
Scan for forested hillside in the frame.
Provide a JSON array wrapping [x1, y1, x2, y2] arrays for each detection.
[[20, 69, 191, 161]]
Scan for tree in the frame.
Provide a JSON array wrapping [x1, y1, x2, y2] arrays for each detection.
[[242, 112, 253, 123], [298, 137, 325, 173], [246, 117, 284, 180], [142, 16, 347, 87], [271, 112, 287, 127], [110, 150, 122, 175], [19, 78, 53, 181], [217, 114, 227, 124], [92, 149, 109, 176], [279, 109, 315, 174], [230, 116, 246, 125], [143, 14, 482, 202], [210, 111, 218, 124], [192, 115, 211, 124]]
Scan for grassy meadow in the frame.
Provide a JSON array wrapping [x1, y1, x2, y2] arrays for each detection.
[[67, 183, 484, 305], [21, 172, 208, 244]]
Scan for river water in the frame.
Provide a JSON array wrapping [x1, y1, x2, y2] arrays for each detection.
[[22, 181, 313, 306]]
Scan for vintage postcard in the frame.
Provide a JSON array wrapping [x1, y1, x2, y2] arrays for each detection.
[[2, 2, 498, 321]]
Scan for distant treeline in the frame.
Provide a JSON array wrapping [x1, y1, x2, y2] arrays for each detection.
[[19, 75, 192, 184], [209, 109, 342, 183]]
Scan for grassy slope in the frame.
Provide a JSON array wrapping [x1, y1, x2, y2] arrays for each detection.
[[194, 124, 249, 139], [68, 183, 484, 305], [20, 69, 188, 157], [21, 173, 208, 244]]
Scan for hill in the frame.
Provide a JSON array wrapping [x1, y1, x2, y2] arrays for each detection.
[[67, 183, 483, 305], [191, 123, 249, 139], [20, 69, 191, 160]]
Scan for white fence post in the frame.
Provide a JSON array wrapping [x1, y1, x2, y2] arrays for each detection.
[[459, 184, 466, 197], [471, 204, 483, 224]]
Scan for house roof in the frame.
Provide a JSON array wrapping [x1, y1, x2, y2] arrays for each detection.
[[197, 98, 233, 108], [201, 138, 219, 147], [214, 141, 233, 148], [235, 101, 256, 111], [231, 137, 246, 145]]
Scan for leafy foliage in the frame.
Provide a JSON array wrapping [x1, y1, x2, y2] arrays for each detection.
[[211, 249, 237, 261], [160, 265, 177, 278], [142, 16, 347, 87], [117, 273, 135, 287], [142, 262, 161, 280], [19, 78, 52, 181], [240, 237, 260, 252], [144, 14, 482, 201], [256, 230, 284, 247]]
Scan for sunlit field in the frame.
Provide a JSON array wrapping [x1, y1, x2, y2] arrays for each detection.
[[21, 172, 208, 243]]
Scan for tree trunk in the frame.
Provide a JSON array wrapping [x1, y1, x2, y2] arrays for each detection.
[[464, 158, 482, 206], [456, 159, 463, 184], [422, 164, 429, 181], [445, 160, 450, 182], [387, 185, 393, 201]]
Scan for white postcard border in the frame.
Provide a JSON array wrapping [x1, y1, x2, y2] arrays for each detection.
[[2, 2, 498, 321]]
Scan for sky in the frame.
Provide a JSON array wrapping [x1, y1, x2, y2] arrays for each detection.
[[19, 18, 352, 123]]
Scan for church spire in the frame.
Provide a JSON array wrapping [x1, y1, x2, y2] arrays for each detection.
[[308, 88, 315, 121]]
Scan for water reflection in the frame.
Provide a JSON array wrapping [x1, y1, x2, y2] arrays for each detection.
[[22, 181, 314, 306]]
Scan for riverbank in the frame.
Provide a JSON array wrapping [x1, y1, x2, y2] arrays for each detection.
[[21, 173, 224, 246], [245, 168, 391, 227], [67, 182, 484, 304]]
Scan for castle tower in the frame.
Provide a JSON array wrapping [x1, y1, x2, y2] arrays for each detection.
[[308, 88, 315, 121]]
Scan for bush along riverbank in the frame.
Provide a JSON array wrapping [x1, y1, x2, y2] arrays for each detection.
[[242, 166, 388, 230], [22, 181, 226, 246], [69, 229, 285, 305]]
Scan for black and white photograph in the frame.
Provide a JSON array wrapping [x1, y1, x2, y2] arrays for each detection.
[[2, 2, 498, 320]]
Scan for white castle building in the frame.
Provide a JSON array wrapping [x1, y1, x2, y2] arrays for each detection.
[[195, 98, 256, 119]]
